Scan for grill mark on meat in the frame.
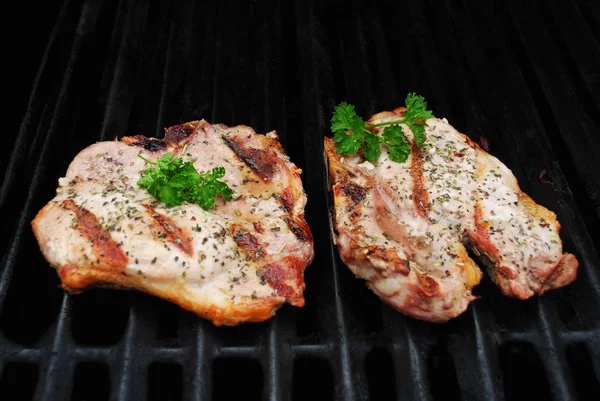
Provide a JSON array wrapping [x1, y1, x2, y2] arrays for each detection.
[[262, 255, 305, 306], [464, 135, 480, 151], [165, 121, 198, 146], [416, 272, 440, 297], [253, 221, 264, 234], [372, 189, 418, 256], [283, 217, 313, 243], [366, 246, 411, 275], [222, 135, 277, 179], [279, 187, 295, 213], [341, 182, 367, 205], [471, 203, 517, 280], [62, 199, 128, 269], [144, 205, 193, 255], [123, 135, 167, 151], [411, 142, 429, 218], [231, 224, 266, 259]]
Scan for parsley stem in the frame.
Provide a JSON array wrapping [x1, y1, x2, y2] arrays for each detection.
[[137, 154, 156, 165], [366, 119, 407, 128]]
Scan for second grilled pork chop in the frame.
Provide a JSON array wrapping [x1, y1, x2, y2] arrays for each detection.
[[325, 108, 578, 322], [32, 120, 314, 326]]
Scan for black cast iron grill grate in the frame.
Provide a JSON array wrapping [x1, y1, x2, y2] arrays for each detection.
[[1, 0, 599, 400]]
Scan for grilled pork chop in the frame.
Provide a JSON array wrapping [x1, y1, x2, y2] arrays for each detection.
[[325, 107, 578, 322], [32, 120, 314, 326]]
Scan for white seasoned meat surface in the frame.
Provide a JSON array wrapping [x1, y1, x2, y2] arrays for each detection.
[[325, 108, 577, 322], [32, 120, 314, 326]]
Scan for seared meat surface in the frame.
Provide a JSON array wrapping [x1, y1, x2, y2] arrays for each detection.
[[32, 120, 314, 326], [325, 108, 577, 322]]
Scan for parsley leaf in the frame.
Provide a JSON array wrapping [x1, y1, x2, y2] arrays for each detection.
[[137, 153, 233, 209], [330, 93, 434, 163], [363, 132, 383, 162], [403, 92, 434, 146], [382, 125, 411, 163], [332, 102, 367, 155]]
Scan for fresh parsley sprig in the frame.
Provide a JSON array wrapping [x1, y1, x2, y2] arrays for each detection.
[[137, 153, 233, 210], [331, 93, 434, 163]]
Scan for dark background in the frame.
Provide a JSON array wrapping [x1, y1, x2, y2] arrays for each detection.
[[1, 0, 599, 400]]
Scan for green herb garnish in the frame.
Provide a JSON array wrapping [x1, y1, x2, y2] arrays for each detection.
[[137, 153, 233, 210], [331, 92, 434, 163]]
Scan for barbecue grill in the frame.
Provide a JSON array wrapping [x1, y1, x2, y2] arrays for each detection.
[[1, 0, 599, 400]]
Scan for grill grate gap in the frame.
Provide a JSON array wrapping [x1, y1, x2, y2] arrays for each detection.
[[71, 289, 129, 346], [365, 347, 396, 401], [213, 358, 263, 401], [208, 321, 265, 347], [348, 280, 384, 335], [565, 343, 600, 401], [427, 342, 462, 401], [71, 362, 110, 401], [0, 362, 39, 401], [499, 342, 551, 401], [155, 300, 181, 342], [293, 357, 334, 401], [148, 362, 183, 401]]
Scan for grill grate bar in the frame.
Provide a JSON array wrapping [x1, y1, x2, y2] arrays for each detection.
[[465, 0, 600, 300], [561, 329, 600, 343], [0, 0, 88, 307], [98, 0, 151, 141], [262, 5, 289, 398], [37, 297, 73, 401], [0, 346, 43, 363], [534, 299, 579, 400], [549, 0, 600, 111], [498, 0, 600, 294], [505, 1, 600, 236], [266, 321, 284, 401], [391, 318, 433, 401], [452, 306, 504, 401], [0, 4, 69, 200], [588, 336, 600, 382], [153, 18, 177, 139], [1, 1, 599, 400], [190, 324, 211, 401], [295, 2, 359, 399], [578, 1, 600, 44], [115, 300, 149, 401]]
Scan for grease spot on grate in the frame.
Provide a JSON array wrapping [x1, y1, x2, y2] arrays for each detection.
[[499, 342, 551, 401], [293, 358, 334, 401], [148, 363, 183, 401], [0, 362, 38, 400], [213, 358, 263, 401], [365, 347, 396, 401], [71, 362, 109, 401]]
